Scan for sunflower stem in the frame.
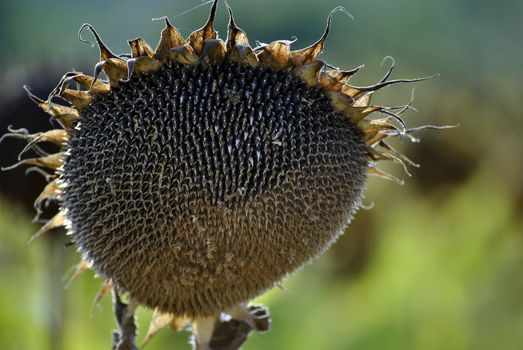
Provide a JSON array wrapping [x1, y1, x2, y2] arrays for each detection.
[[200, 305, 271, 350], [111, 288, 138, 350]]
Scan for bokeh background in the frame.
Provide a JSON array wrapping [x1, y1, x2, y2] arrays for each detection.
[[1, 0, 522, 349]]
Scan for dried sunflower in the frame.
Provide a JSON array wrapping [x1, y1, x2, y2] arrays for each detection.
[[2, 1, 449, 349]]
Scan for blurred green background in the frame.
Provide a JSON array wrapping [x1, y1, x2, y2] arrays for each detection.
[[0, 0, 522, 349]]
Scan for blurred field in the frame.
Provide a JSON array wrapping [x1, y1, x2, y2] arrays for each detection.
[[1, 0, 522, 349]]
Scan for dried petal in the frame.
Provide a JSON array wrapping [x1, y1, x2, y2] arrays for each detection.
[[34, 179, 60, 210], [200, 39, 227, 62], [78, 23, 118, 61], [28, 211, 65, 243], [60, 89, 92, 110], [170, 44, 200, 65], [292, 60, 324, 86], [187, 0, 218, 54], [225, 5, 249, 51], [2, 152, 64, 172], [126, 57, 162, 80], [257, 40, 292, 70], [65, 258, 92, 289], [94, 58, 129, 86], [129, 38, 154, 58], [154, 18, 186, 61], [368, 166, 404, 185], [229, 45, 259, 67]]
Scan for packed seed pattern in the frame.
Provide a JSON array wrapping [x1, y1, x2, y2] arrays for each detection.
[[62, 62, 369, 316]]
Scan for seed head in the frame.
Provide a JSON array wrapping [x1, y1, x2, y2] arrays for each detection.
[[2, 1, 445, 347]]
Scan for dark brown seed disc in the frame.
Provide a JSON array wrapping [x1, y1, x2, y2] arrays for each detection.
[[62, 61, 369, 316]]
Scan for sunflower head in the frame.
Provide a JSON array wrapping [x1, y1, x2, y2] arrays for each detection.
[[2, 1, 447, 348]]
